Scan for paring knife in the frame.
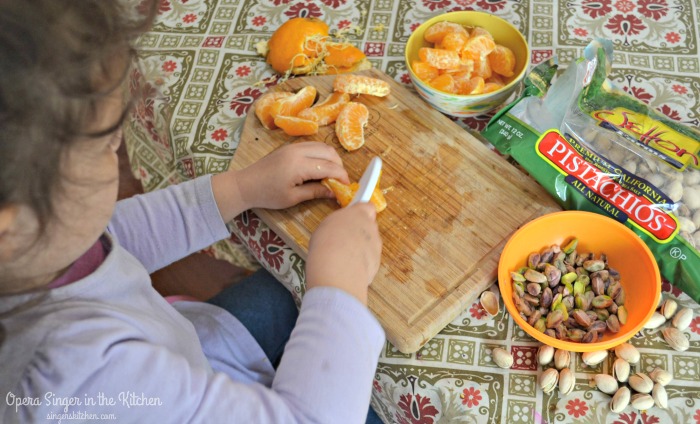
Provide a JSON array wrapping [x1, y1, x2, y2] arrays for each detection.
[[348, 156, 382, 206]]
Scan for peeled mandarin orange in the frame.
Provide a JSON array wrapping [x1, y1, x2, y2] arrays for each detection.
[[443, 59, 474, 76], [458, 76, 485, 95], [463, 33, 496, 58], [273, 115, 319, 136], [471, 54, 493, 79], [418, 47, 460, 70], [412, 60, 439, 81], [254, 91, 293, 130], [333, 74, 391, 97], [270, 86, 317, 118], [298, 92, 350, 126], [440, 31, 469, 52], [489, 44, 516, 77], [428, 73, 455, 93], [266, 17, 329, 74], [321, 42, 371, 74], [424, 21, 467, 44], [482, 81, 504, 94], [335, 102, 369, 151], [470, 27, 494, 40], [321, 178, 387, 212]]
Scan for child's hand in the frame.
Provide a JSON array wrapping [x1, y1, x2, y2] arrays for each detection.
[[305, 203, 381, 305], [212, 142, 349, 222]]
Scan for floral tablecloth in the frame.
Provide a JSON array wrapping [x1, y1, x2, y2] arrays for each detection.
[[124, 0, 700, 422]]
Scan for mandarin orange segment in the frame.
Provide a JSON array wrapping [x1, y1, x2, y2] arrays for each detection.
[[463, 34, 496, 58], [270, 85, 317, 118], [333, 74, 391, 97], [482, 82, 504, 94], [489, 44, 516, 77], [428, 73, 455, 93], [254, 91, 293, 130], [471, 54, 493, 79], [418, 47, 460, 70], [458, 76, 485, 95], [443, 59, 474, 76], [424, 21, 467, 44], [440, 31, 469, 52], [321, 178, 386, 212], [412, 60, 439, 82], [273, 115, 319, 136], [298, 92, 350, 126], [335, 102, 369, 151], [470, 27, 494, 40]]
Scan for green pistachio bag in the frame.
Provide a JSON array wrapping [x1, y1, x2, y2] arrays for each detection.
[[483, 39, 700, 302]]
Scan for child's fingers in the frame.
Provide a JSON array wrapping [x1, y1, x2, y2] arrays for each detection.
[[304, 159, 349, 184], [292, 182, 334, 203], [294, 141, 344, 166]]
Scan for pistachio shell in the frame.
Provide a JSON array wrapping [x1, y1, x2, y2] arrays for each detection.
[[672, 307, 693, 331], [649, 367, 672, 386], [539, 368, 559, 394], [628, 373, 654, 394], [492, 347, 514, 369], [594, 374, 619, 395], [643, 312, 666, 329], [559, 368, 575, 396], [480, 291, 499, 317], [652, 383, 668, 409], [662, 327, 689, 352], [612, 358, 630, 383], [615, 343, 640, 364], [537, 345, 554, 366], [582, 350, 608, 366], [630, 393, 655, 411], [660, 299, 678, 320], [610, 387, 631, 413], [554, 349, 571, 370]]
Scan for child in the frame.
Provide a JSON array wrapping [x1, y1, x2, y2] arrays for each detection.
[[0, 1, 384, 423]]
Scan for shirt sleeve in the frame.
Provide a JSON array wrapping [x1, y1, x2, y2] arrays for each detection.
[[106, 175, 230, 273], [13, 289, 385, 424]]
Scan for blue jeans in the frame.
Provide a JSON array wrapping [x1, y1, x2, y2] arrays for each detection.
[[207, 269, 382, 424]]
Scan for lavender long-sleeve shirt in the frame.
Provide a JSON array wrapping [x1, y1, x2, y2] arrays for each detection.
[[0, 176, 385, 423]]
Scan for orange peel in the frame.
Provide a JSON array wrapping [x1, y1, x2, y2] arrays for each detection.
[[321, 178, 387, 213]]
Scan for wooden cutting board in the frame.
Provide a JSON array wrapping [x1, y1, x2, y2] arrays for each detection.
[[229, 68, 560, 353]]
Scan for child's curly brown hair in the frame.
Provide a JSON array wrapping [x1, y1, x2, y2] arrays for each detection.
[[0, 0, 156, 236]]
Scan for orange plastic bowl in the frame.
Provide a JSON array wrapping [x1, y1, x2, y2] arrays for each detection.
[[498, 211, 661, 352]]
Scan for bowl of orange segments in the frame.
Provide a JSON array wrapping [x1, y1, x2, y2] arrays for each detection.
[[405, 11, 530, 117]]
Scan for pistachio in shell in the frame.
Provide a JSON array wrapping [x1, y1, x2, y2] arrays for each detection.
[[594, 374, 619, 395], [612, 358, 630, 383], [660, 298, 678, 320], [652, 383, 668, 409], [539, 368, 559, 394], [492, 347, 514, 369], [630, 393, 654, 411], [628, 372, 654, 394], [480, 290, 499, 317], [649, 367, 672, 386], [537, 345, 554, 366], [581, 350, 608, 366], [672, 307, 693, 331], [553, 349, 570, 370], [559, 368, 575, 396], [610, 387, 631, 413], [662, 327, 689, 352], [615, 343, 640, 364]]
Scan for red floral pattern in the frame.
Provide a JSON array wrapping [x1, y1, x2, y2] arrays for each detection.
[[374, 380, 382, 393], [211, 128, 228, 142], [469, 302, 487, 319], [565, 398, 588, 418], [614, 0, 635, 13], [236, 65, 252, 77], [321, 0, 347, 8], [614, 412, 660, 424], [285, 2, 323, 19], [573, 28, 589, 37], [461, 387, 482, 408], [638, 0, 668, 20], [337, 20, 352, 29], [694, 408, 700, 424], [476, 0, 506, 13], [661, 279, 683, 297], [673, 84, 688, 95], [690, 316, 700, 335], [665, 32, 681, 43], [401, 72, 412, 85], [581, 0, 612, 18], [235, 211, 261, 238], [252, 16, 266, 26], [183, 13, 197, 23], [229, 87, 263, 116], [657, 104, 681, 121], [396, 393, 439, 424], [422, 0, 450, 11], [260, 229, 285, 271], [624, 85, 653, 104], [162, 60, 177, 72], [605, 14, 646, 36]]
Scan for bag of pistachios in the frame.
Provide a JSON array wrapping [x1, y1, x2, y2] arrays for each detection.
[[483, 39, 700, 302]]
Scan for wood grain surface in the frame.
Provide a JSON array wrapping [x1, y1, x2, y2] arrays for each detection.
[[230, 68, 560, 353]]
